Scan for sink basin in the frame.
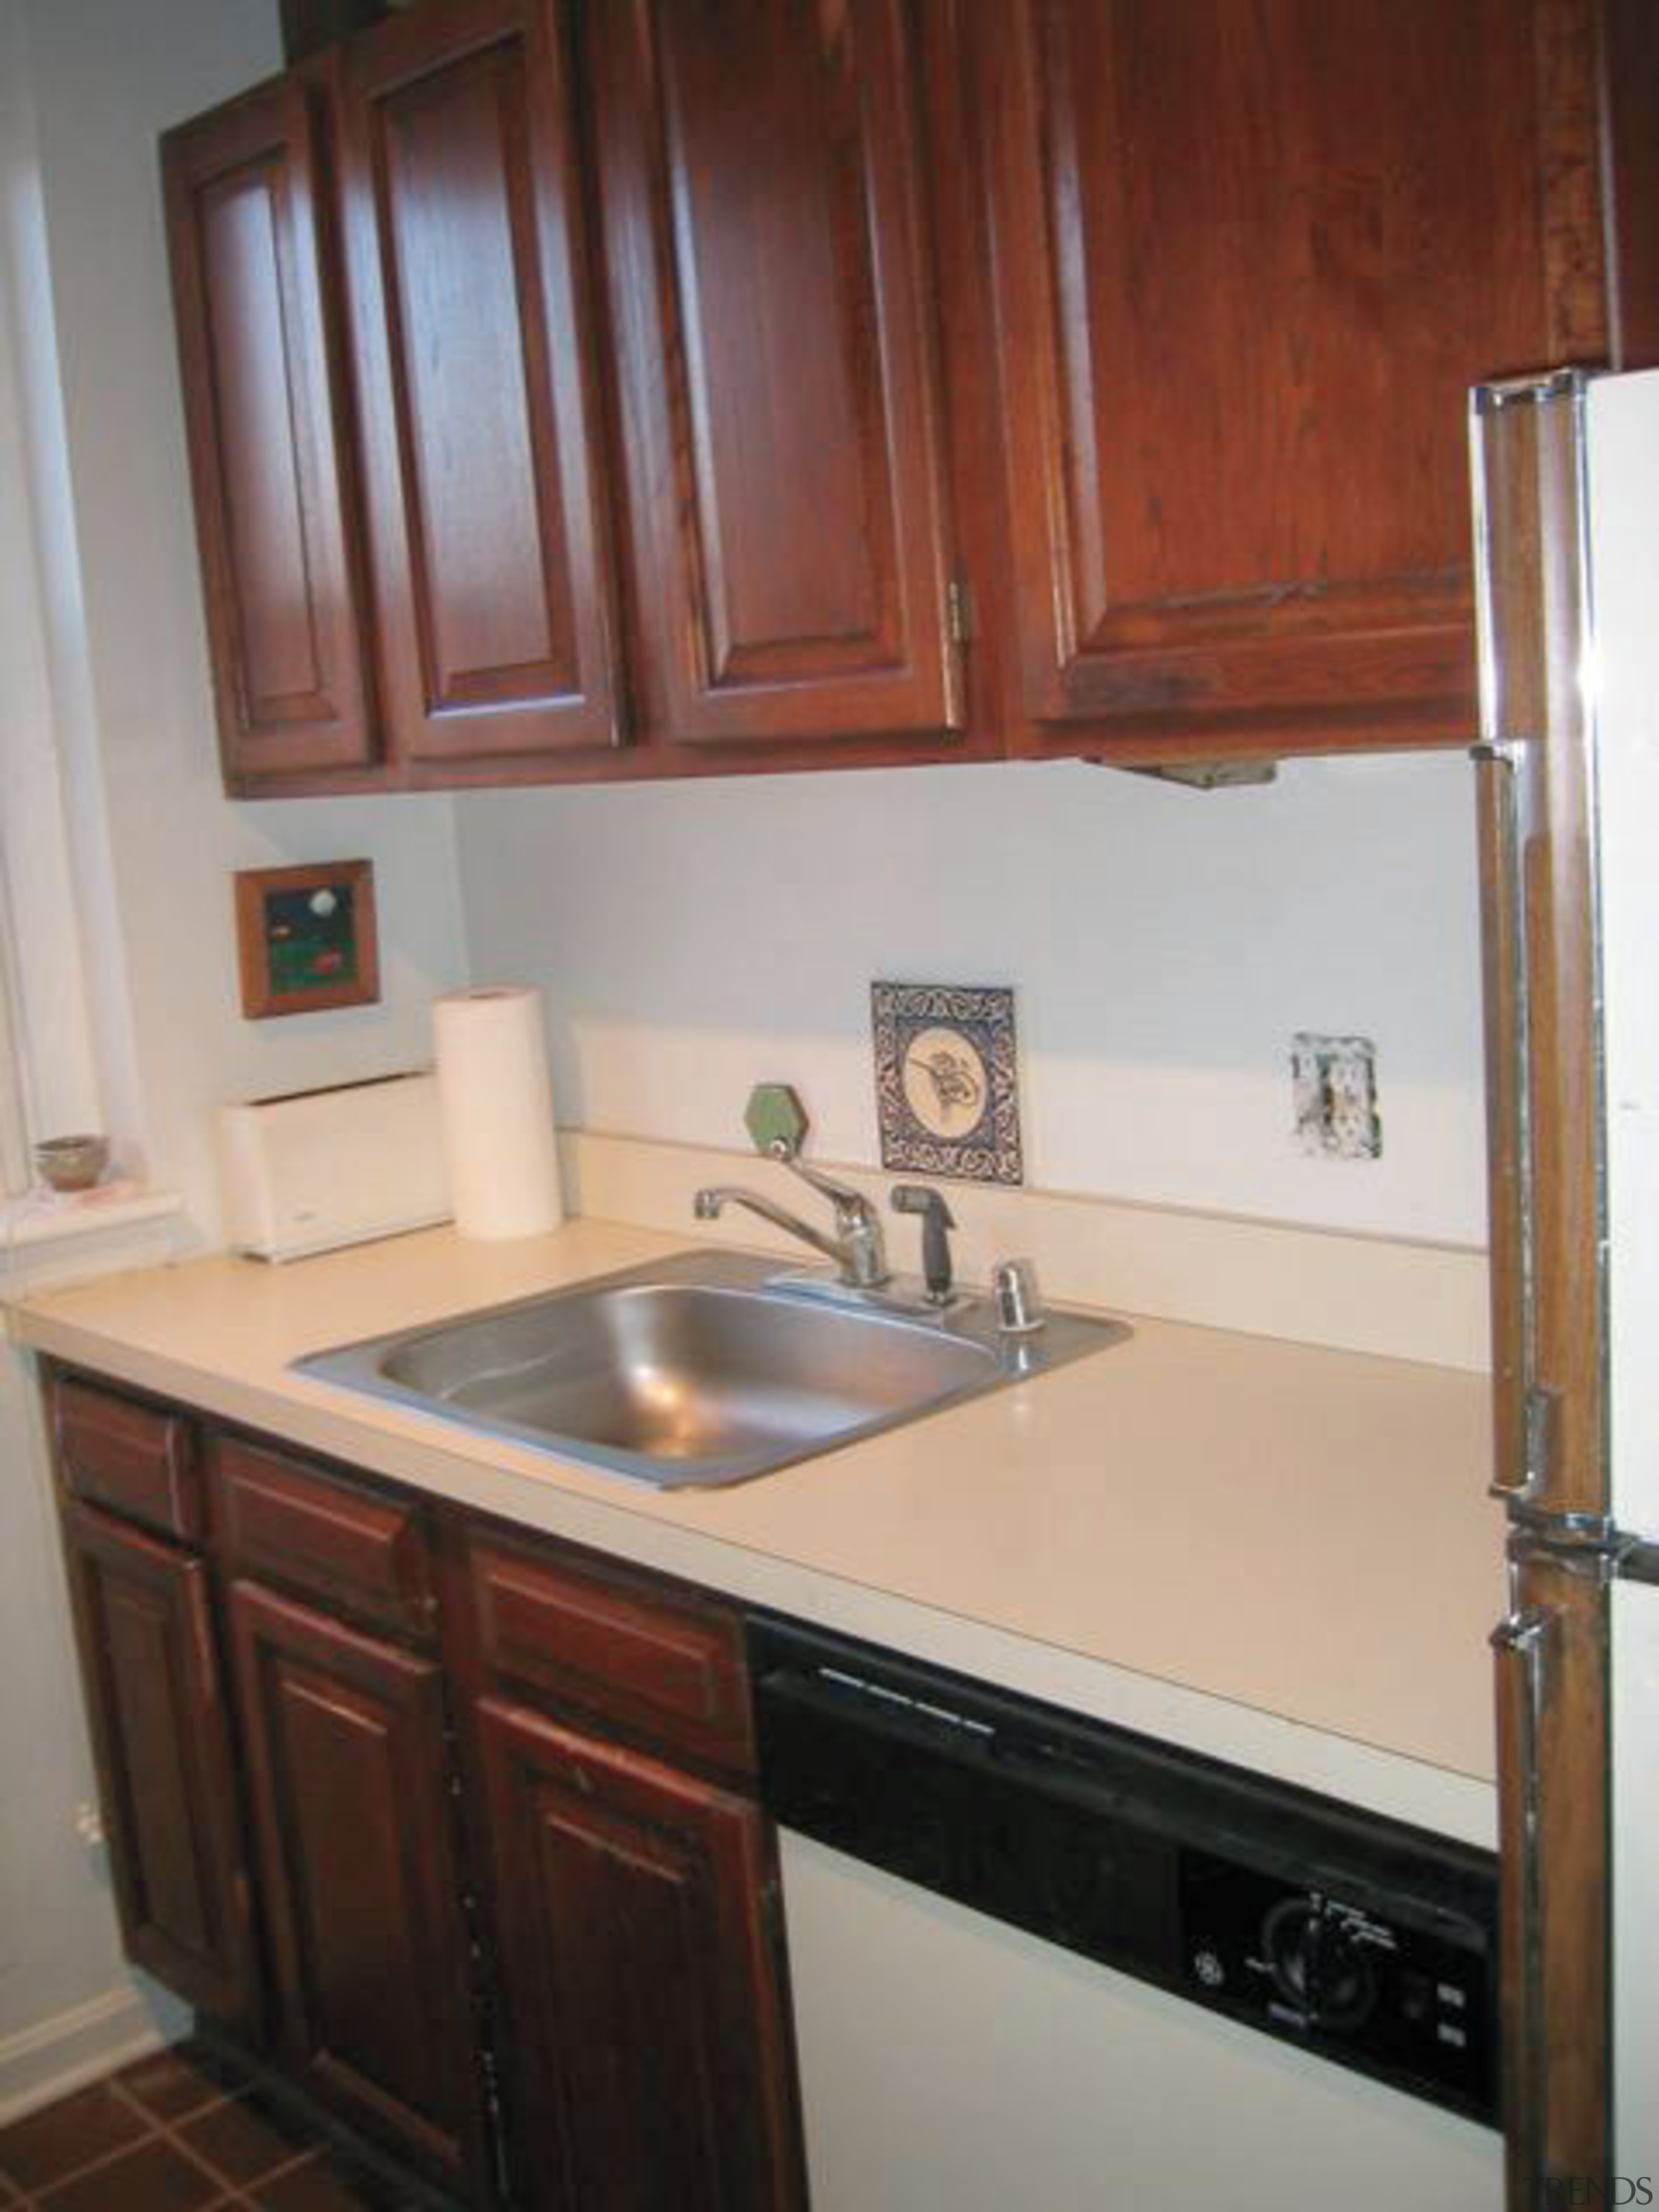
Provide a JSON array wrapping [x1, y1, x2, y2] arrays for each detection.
[[295, 1250, 1127, 1489]]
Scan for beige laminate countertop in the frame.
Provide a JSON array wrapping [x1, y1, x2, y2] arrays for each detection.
[[10, 1218, 1504, 1846]]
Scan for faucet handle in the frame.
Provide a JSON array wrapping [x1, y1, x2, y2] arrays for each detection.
[[773, 1142, 875, 1224], [744, 1082, 809, 1160], [891, 1185, 957, 1303]]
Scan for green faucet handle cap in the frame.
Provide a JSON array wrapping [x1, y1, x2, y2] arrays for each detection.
[[745, 1083, 809, 1161]]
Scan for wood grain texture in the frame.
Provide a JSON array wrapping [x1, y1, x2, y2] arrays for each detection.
[[170, 0, 1659, 787], [976, 0, 1623, 756], [226, 1578, 485, 2189], [53, 1373, 201, 1543], [1478, 379, 1614, 2197], [587, 0, 962, 747], [162, 75, 380, 782], [1599, 0, 1659, 367], [337, 0, 624, 765], [281, 0, 386, 65], [1497, 1543, 1610, 2196], [46, 1389, 806, 2206], [467, 1524, 756, 1778], [475, 1697, 804, 2212], [1476, 749, 1529, 1507], [1536, 0, 1613, 364], [59, 1503, 259, 2027], [210, 1433, 436, 1642], [1473, 382, 1607, 1522]]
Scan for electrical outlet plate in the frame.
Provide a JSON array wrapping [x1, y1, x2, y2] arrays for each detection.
[[1291, 1033, 1382, 1160]]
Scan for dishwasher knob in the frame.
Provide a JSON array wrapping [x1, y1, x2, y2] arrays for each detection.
[[1192, 1948, 1227, 1990], [1262, 1898, 1376, 2032]]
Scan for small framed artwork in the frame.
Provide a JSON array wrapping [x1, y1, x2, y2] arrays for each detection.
[[871, 981, 1024, 1185], [235, 859, 380, 1019]]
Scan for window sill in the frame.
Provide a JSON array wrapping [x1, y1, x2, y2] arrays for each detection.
[[0, 1183, 182, 1252]]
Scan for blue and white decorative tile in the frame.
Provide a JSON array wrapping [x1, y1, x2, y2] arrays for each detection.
[[870, 981, 1023, 1185]]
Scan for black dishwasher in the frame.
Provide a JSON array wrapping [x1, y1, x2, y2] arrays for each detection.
[[749, 1615, 1499, 2128]]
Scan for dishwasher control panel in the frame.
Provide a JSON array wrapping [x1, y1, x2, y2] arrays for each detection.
[[1177, 1854, 1494, 2115], [752, 1614, 1498, 2127]]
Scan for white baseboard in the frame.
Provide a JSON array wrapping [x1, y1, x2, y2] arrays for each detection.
[[0, 1981, 187, 2126]]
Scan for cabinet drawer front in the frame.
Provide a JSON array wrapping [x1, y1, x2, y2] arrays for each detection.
[[469, 1533, 754, 1776], [54, 1375, 201, 1541], [212, 1437, 434, 1640]]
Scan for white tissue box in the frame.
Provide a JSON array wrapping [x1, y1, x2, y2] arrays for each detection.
[[218, 1071, 450, 1261]]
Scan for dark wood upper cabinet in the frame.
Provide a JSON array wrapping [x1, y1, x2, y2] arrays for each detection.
[[336, 0, 623, 767], [226, 1578, 486, 2190], [972, 0, 1649, 756], [586, 0, 963, 749], [476, 1695, 804, 2212], [1603, 0, 1659, 371], [165, 0, 1656, 783], [60, 1503, 260, 2028], [163, 78, 378, 786], [281, 0, 386, 67]]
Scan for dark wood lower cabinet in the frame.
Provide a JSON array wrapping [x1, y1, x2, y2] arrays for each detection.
[[476, 1695, 804, 2212], [50, 1372, 806, 2212], [226, 1579, 486, 2194], [60, 1502, 259, 2026]]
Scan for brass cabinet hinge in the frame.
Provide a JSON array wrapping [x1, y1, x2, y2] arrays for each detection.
[[946, 577, 975, 646]]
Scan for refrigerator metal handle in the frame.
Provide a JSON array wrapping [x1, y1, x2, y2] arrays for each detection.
[[1472, 739, 1544, 1501], [1469, 369, 1611, 1529], [1492, 1603, 1550, 2201]]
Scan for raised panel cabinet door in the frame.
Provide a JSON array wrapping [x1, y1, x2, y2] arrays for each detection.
[[588, 0, 962, 747], [337, 0, 622, 765], [60, 1504, 259, 2025], [162, 77, 378, 785], [978, 0, 1618, 751], [476, 1697, 804, 2212], [226, 1579, 483, 2190]]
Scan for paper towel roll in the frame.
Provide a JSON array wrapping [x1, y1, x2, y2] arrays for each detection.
[[433, 986, 564, 1240]]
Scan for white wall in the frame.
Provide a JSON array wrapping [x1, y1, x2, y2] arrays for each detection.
[[0, 1328, 188, 2108], [17, 0, 471, 1243], [456, 751, 1488, 1246], [0, 0, 471, 2115]]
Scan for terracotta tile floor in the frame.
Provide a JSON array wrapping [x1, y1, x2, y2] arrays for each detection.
[[0, 2044, 423, 2210]]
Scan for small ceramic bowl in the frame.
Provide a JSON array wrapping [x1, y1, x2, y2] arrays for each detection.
[[34, 1134, 110, 1193]]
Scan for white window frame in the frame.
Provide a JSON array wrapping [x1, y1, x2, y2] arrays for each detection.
[[0, 911, 27, 1195], [0, 0, 116, 1191]]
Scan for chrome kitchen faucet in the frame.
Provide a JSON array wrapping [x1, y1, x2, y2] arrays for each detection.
[[693, 1084, 890, 1290]]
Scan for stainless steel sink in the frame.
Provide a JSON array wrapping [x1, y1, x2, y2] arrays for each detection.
[[294, 1250, 1127, 1489]]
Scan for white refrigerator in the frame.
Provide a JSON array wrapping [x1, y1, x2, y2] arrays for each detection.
[[1470, 364, 1659, 2204]]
